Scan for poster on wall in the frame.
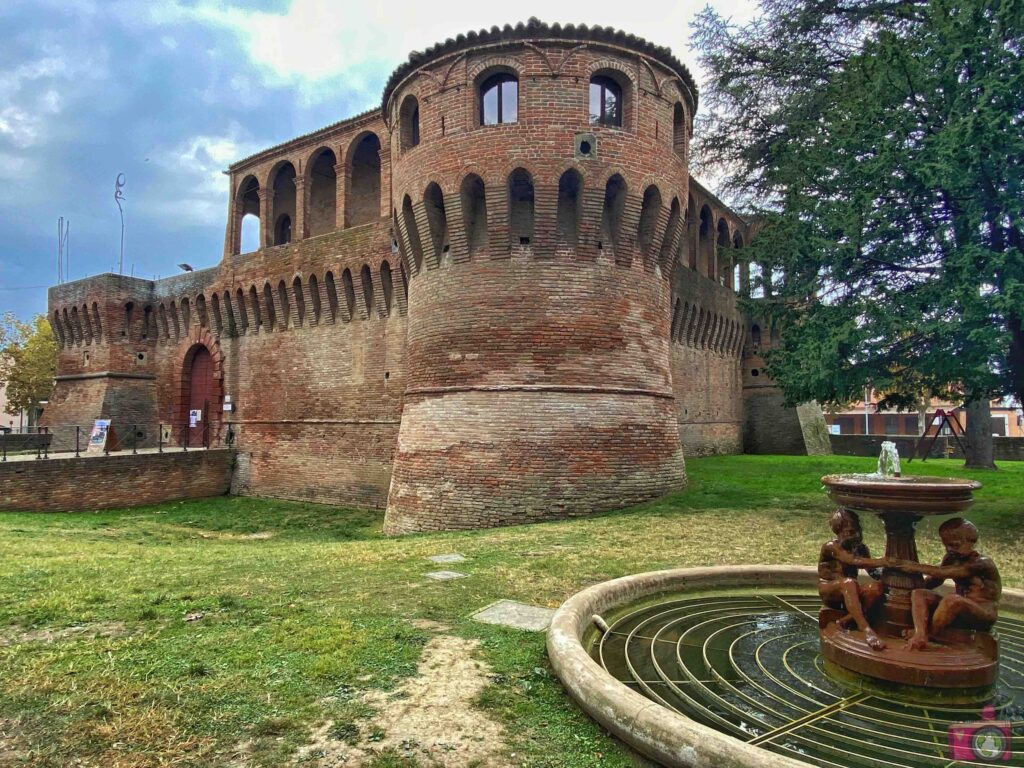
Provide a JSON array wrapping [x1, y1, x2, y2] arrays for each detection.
[[86, 419, 117, 454]]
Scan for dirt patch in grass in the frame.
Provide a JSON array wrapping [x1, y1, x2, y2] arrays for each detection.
[[295, 635, 506, 767], [0, 718, 28, 766], [408, 619, 451, 633], [0, 621, 128, 648]]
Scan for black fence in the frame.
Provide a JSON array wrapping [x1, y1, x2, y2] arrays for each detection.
[[1, 421, 235, 462]]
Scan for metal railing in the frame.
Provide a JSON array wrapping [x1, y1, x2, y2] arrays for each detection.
[[2, 421, 234, 461]]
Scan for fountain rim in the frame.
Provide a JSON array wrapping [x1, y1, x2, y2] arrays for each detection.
[[546, 565, 1024, 768], [821, 474, 983, 492]]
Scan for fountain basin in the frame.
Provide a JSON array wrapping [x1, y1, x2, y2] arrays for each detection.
[[547, 566, 1024, 768], [821, 474, 981, 515]]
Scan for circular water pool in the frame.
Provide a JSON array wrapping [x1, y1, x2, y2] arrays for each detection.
[[548, 566, 1024, 768]]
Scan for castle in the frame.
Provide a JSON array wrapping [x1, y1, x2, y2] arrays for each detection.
[[42, 20, 825, 533]]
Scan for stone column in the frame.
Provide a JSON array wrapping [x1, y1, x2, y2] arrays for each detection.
[[739, 260, 751, 296], [259, 189, 275, 249], [334, 162, 347, 229], [377, 145, 391, 221], [225, 194, 241, 258], [292, 175, 307, 241]]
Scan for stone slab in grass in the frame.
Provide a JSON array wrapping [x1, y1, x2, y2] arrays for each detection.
[[471, 600, 556, 632], [425, 570, 467, 581], [428, 553, 467, 564]]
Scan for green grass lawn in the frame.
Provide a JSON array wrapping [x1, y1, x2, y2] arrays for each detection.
[[0, 455, 1021, 767]]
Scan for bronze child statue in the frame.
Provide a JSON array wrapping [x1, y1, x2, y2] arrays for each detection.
[[891, 518, 1001, 651], [819, 508, 889, 651]]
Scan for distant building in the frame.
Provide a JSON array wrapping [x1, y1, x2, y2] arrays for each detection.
[[824, 391, 1023, 438], [0, 380, 34, 433]]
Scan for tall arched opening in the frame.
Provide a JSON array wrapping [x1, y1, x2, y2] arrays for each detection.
[[180, 344, 217, 447]]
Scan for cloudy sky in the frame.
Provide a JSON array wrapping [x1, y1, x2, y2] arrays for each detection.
[[0, 0, 756, 321]]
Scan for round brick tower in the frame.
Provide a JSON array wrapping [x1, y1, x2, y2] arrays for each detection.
[[383, 20, 695, 533]]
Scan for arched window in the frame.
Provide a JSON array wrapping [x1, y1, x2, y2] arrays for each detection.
[[82, 304, 94, 344], [637, 185, 663, 259], [460, 174, 488, 255], [210, 294, 222, 334], [307, 148, 337, 237], [92, 303, 102, 340], [275, 214, 292, 245], [508, 169, 535, 247], [423, 182, 449, 264], [248, 286, 262, 330], [360, 264, 374, 317], [325, 271, 340, 322], [342, 268, 356, 320], [400, 95, 420, 150], [717, 219, 731, 286], [557, 169, 582, 251], [270, 162, 297, 245], [480, 72, 518, 125], [123, 301, 134, 338], [236, 175, 260, 254], [601, 174, 627, 253], [158, 304, 169, 339], [292, 276, 305, 326], [589, 75, 623, 127], [196, 294, 208, 328], [698, 205, 714, 278], [348, 133, 382, 227], [673, 102, 686, 157], [235, 288, 249, 332]]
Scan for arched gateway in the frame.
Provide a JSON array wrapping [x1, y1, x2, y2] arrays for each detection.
[[180, 343, 217, 447]]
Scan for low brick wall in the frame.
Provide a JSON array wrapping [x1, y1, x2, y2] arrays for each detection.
[[0, 449, 233, 512], [829, 434, 1024, 462]]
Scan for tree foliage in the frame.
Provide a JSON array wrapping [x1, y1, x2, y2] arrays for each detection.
[[0, 313, 57, 416], [692, 0, 1024, 416]]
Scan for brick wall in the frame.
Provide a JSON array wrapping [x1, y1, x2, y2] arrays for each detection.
[[830, 434, 1024, 462], [668, 266, 745, 456], [0, 449, 232, 513]]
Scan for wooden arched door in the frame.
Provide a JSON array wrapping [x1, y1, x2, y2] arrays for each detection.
[[185, 345, 214, 446]]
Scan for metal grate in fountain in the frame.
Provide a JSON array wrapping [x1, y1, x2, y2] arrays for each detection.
[[592, 593, 1023, 767]]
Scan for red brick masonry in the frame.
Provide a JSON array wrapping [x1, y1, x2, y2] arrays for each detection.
[[0, 450, 232, 513]]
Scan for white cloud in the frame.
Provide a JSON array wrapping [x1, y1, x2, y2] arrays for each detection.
[[149, 0, 758, 103], [143, 126, 261, 229]]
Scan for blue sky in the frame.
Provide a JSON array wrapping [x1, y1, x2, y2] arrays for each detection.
[[0, 0, 755, 321]]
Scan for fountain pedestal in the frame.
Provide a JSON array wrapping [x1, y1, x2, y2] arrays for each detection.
[[820, 474, 997, 695]]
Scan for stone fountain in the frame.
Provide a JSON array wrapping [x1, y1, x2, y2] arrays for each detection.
[[819, 442, 998, 696], [547, 444, 1020, 767]]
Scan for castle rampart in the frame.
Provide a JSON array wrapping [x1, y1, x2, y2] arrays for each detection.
[[41, 20, 803, 530]]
